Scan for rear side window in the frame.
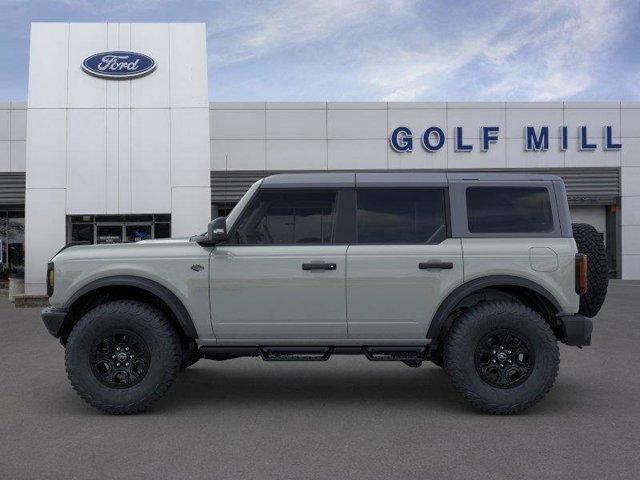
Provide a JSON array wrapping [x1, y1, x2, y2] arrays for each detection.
[[233, 189, 337, 244], [356, 188, 447, 244], [466, 187, 554, 233]]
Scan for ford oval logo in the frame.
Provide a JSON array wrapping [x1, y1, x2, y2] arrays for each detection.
[[82, 51, 156, 80]]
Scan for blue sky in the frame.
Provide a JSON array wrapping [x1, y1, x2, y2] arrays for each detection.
[[1, 0, 639, 101]]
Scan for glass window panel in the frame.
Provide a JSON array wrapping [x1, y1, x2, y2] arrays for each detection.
[[154, 223, 171, 239], [356, 189, 446, 244], [97, 225, 122, 244], [154, 214, 171, 222], [466, 187, 554, 233], [71, 224, 94, 243], [234, 190, 337, 245], [126, 225, 151, 242]]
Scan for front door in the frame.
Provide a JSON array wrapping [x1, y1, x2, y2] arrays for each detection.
[[346, 188, 463, 339], [210, 188, 348, 340]]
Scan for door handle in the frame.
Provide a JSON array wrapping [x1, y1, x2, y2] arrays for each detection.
[[419, 261, 453, 270], [302, 262, 337, 271]]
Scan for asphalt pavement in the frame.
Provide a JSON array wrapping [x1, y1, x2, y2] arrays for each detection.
[[1, 280, 639, 479]]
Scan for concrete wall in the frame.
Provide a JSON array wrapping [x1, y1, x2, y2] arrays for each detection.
[[0, 101, 26, 172], [25, 23, 210, 294], [209, 101, 631, 171], [620, 103, 640, 279]]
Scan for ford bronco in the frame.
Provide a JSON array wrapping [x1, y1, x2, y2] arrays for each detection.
[[41, 172, 607, 414]]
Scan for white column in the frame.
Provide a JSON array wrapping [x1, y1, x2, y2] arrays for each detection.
[[621, 104, 640, 279]]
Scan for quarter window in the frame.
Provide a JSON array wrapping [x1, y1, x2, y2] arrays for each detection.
[[466, 187, 554, 233], [233, 190, 337, 245], [356, 188, 447, 244]]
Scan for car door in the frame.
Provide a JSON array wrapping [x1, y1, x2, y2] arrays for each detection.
[[210, 188, 348, 340], [346, 187, 463, 340]]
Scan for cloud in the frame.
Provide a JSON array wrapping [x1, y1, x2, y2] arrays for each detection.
[[206, 0, 632, 101], [207, 0, 412, 66], [358, 0, 629, 101]]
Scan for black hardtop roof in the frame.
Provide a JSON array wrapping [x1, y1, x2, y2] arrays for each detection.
[[261, 171, 563, 188]]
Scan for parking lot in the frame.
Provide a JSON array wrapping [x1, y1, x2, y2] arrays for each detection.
[[1, 281, 639, 479]]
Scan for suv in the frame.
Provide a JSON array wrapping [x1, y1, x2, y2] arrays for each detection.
[[42, 172, 607, 415]]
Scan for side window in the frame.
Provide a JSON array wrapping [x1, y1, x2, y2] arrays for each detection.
[[356, 188, 447, 244], [233, 189, 337, 245], [466, 187, 554, 233]]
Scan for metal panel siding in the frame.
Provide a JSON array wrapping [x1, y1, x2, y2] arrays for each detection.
[[210, 171, 265, 203], [548, 168, 620, 205], [211, 168, 620, 205], [0, 172, 26, 206]]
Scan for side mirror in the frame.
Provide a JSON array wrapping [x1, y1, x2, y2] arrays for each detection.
[[207, 217, 227, 244]]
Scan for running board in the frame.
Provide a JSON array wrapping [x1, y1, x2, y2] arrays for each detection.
[[260, 346, 332, 361], [363, 346, 428, 361], [199, 346, 429, 362]]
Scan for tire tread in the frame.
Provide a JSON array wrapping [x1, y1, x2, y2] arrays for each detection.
[[444, 301, 559, 414], [65, 300, 181, 415]]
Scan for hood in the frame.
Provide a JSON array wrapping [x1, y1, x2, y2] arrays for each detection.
[[52, 237, 199, 262]]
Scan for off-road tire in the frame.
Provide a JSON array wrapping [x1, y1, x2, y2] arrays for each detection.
[[65, 300, 181, 414], [572, 222, 608, 318], [444, 301, 559, 414]]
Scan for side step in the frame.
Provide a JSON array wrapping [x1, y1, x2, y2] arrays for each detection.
[[199, 346, 429, 363], [363, 346, 427, 361], [260, 347, 332, 361]]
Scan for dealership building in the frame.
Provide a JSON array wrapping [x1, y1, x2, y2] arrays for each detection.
[[1, 22, 640, 294]]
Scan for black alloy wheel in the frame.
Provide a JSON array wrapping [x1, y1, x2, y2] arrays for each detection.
[[474, 329, 534, 388], [91, 330, 150, 388]]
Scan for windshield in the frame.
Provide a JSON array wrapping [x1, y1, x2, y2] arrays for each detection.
[[224, 179, 262, 230]]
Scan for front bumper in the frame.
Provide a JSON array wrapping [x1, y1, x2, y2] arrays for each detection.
[[557, 313, 593, 347], [41, 307, 68, 338]]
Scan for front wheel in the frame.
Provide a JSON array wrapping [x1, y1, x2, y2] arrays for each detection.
[[444, 301, 559, 414], [65, 300, 181, 414]]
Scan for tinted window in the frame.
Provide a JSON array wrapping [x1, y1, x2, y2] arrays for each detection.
[[233, 189, 337, 245], [466, 187, 554, 233], [356, 189, 446, 244]]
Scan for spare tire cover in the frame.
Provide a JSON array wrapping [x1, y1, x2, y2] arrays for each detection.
[[572, 223, 608, 318]]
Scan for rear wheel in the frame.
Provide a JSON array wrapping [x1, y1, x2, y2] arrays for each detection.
[[572, 222, 608, 317], [444, 301, 559, 414], [65, 300, 181, 414]]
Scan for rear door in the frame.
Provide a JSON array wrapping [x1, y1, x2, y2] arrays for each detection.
[[346, 187, 463, 339]]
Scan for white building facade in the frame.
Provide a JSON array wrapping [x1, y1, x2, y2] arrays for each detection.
[[0, 22, 639, 293]]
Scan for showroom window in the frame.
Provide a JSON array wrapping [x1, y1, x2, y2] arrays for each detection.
[[0, 210, 25, 277], [356, 189, 447, 244], [232, 190, 337, 245], [212, 203, 235, 219], [466, 187, 554, 233], [67, 215, 171, 244]]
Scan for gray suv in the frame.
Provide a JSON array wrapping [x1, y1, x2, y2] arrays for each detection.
[[41, 172, 607, 415]]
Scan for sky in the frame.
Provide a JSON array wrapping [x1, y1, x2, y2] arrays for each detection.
[[0, 0, 639, 102]]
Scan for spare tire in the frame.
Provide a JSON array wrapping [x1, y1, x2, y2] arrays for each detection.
[[572, 223, 608, 317]]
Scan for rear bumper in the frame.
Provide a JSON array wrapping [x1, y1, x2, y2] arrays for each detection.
[[41, 307, 68, 338], [557, 313, 593, 346]]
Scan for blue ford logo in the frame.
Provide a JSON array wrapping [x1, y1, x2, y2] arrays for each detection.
[[82, 51, 156, 80]]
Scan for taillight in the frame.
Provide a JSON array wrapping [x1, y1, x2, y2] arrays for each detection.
[[46, 262, 55, 297], [575, 253, 587, 295]]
